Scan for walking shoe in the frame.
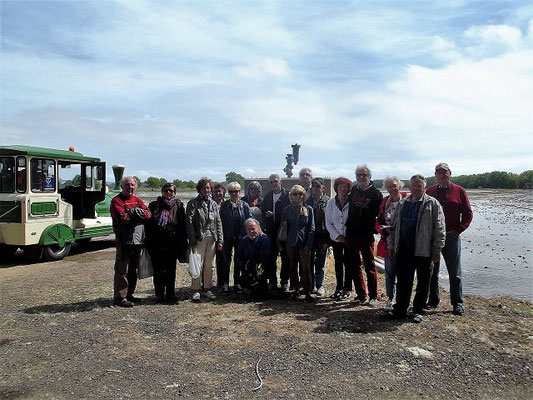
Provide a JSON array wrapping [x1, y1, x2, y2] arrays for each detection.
[[204, 290, 217, 300], [126, 295, 142, 303], [411, 314, 423, 323], [305, 294, 315, 303], [234, 284, 244, 294], [380, 310, 405, 320], [191, 292, 201, 302], [385, 300, 394, 311], [281, 283, 290, 293], [352, 297, 368, 306], [339, 291, 350, 301], [165, 295, 179, 304], [424, 303, 438, 312], [311, 287, 318, 294], [453, 304, 465, 316], [223, 283, 230, 294], [367, 298, 379, 307], [316, 287, 325, 297], [114, 299, 134, 308]]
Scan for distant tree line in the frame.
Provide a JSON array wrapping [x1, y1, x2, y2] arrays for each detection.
[[374, 170, 533, 189]]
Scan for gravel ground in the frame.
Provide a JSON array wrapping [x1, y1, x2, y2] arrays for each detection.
[[1, 239, 532, 399]]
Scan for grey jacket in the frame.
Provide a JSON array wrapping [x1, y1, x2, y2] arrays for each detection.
[[185, 196, 223, 247], [393, 193, 446, 257]]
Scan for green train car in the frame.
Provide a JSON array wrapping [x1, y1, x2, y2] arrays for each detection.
[[0, 145, 114, 260]]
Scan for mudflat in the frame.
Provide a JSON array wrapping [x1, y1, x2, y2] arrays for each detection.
[[1, 240, 532, 399]]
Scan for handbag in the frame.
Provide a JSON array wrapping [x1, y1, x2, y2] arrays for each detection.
[[277, 220, 288, 242], [188, 248, 202, 279], [138, 247, 153, 279]]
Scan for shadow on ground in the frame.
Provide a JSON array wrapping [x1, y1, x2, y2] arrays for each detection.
[[22, 298, 112, 314]]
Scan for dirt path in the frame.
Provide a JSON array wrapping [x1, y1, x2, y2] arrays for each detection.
[[1, 241, 532, 399]]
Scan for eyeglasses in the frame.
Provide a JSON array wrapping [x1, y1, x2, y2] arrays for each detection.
[[163, 189, 175, 193], [300, 173, 311, 177], [269, 180, 279, 184], [249, 187, 259, 191], [293, 192, 304, 197], [229, 190, 239, 194], [356, 173, 369, 178]]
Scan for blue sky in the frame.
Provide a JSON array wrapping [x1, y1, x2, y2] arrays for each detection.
[[1, 0, 532, 182]]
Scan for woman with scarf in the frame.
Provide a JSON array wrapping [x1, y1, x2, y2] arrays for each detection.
[[185, 178, 223, 302], [279, 185, 315, 302], [147, 183, 188, 303]]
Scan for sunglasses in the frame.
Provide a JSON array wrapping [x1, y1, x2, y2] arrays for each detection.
[[293, 192, 304, 196], [356, 173, 369, 177], [163, 189, 175, 193], [229, 190, 239, 194]]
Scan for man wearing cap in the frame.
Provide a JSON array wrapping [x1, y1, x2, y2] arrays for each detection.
[[426, 162, 473, 315], [305, 178, 330, 296]]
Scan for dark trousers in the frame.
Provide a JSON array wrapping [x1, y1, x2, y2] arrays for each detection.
[[113, 242, 141, 302], [266, 235, 290, 287], [222, 237, 240, 285], [310, 241, 329, 289], [150, 249, 177, 299], [394, 251, 432, 316], [286, 246, 312, 294], [331, 241, 352, 291], [346, 234, 378, 299], [216, 249, 225, 286]]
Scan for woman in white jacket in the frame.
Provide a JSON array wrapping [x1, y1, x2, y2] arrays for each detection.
[[325, 177, 353, 300]]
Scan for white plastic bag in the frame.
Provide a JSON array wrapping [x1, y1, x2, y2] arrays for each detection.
[[138, 247, 153, 279], [188, 248, 202, 279]]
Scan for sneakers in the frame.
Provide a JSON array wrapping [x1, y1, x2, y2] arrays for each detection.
[[411, 314, 423, 323], [191, 292, 201, 302], [114, 299, 133, 308], [453, 304, 465, 316], [234, 284, 244, 294], [367, 298, 379, 307], [223, 283, 230, 294], [338, 291, 350, 301], [385, 300, 394, 311], [424, 303, 438, 312], [204, 290, 217, 300], [316, 287, 325, 297]]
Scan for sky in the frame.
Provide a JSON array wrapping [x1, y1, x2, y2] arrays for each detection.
[[1, 0, 532, 182]]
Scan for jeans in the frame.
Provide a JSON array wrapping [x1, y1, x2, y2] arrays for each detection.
[[394, 251, 432, 316], [428, 234, 463, 306], [384, 256, 397, 300], [331, 241, 352, 292], [310, 241, 329, 289]]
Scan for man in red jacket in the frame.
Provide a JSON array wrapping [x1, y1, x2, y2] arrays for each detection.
[[426, 163, 473, 315], [110, 177, 151, 307]]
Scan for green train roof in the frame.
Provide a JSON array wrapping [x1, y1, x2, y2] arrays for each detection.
[[0, 145, 101, 162]]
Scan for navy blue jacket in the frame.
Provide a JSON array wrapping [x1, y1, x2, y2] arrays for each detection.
[[280, 204, 315, 248], [235, 234, 271, 270], [219, 199, 251, 241]]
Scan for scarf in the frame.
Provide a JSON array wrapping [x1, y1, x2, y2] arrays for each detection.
[[156, 197, 175, 228], [290, 200, 308, 216]]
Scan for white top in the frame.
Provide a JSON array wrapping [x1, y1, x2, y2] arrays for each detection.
[[272, 191, 282, 218], [325, 197, 350, 242]]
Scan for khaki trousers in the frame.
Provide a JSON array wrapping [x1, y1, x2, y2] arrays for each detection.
[[191, 235, 216, 291]]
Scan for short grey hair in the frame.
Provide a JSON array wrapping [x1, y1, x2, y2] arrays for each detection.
[[410, 174, 427, 186], [244, 218, 262, 235], [382, 176, 404, 189], [299, 167, 312, 177], [121, 176, 137, 187], [269, 173, 281, 182], [355, 164, 371, 178], [227, 181, 241, 192]]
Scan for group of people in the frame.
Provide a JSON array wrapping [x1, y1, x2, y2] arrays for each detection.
[[109, 162, 473, 324]]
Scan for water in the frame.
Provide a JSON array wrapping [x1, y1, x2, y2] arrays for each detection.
[[444, 190, 532, 301]]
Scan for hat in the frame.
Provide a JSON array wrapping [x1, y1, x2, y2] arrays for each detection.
[[311, 178, 324, 187], [435, 162, 450, 173]]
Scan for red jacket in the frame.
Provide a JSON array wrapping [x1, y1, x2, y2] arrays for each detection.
[[110, 193, 151, 242], [426, 182, 472, 234], [375, 192, 408, 257]]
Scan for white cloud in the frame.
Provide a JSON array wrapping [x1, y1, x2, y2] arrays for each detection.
[[233, 58, 290, 80], [464, 24, 523, 58]]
